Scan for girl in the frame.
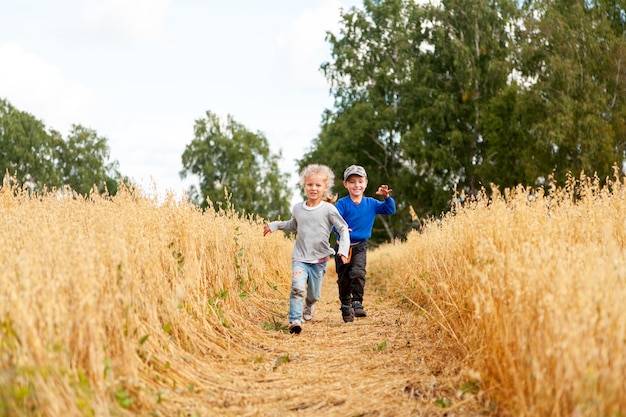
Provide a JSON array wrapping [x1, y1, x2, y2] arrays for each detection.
[[264, 164, 350, 334]]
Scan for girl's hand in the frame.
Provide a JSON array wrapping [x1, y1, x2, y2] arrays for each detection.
[[263, 224, 272, 236], [376, 184, 392, 198], [340, 255, 348, 264]]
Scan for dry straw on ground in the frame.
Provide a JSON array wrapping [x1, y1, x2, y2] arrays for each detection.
[[1, 170, 625, 416]]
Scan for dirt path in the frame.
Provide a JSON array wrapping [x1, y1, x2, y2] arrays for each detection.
[[203, 270, 486, 417]]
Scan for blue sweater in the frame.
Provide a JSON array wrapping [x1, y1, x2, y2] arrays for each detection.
[[335, 196, 396, 243]]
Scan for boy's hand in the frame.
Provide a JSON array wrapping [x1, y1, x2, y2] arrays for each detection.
[[376, 184, 392, 198], [340, 255, 349, 264], [263, 224, 272, 236]]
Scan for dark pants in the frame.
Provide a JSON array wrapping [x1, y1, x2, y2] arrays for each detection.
[[335, 240, 368, 306]]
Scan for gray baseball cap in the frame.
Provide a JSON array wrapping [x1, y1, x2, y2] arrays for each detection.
[[343, 165, 367, 180]]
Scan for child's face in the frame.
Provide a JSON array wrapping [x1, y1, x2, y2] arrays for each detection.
[[303, 173, 329, 203], [344, 175, 367, 197]]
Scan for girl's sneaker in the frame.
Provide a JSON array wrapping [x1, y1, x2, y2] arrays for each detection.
[[303, 304, 315, 321], [289, 320, 302, 334]]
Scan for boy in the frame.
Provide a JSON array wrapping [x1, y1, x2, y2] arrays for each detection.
[[334, 165, 396, 322]]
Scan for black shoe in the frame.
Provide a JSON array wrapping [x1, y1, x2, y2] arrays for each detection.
[[352, 301, 367, 317], [341, 304, 354, 322]]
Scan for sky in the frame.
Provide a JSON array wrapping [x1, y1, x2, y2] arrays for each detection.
[[0, 0, 361, 203]]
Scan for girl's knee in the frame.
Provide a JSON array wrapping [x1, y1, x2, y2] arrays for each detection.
[[291, 286, 306, 298]]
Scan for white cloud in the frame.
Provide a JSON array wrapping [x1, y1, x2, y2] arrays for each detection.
[[0, 43, 95, 133], [0, 1, 364, 204], [83, 0, 171, 43], [112, 118, 194, 197], [280, 0, 358, 89]]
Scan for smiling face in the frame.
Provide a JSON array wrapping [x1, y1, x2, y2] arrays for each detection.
[[304, 173, 329, 206], [343, 174, 368, 201]]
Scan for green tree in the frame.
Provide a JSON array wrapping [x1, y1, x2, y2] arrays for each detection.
[[515, 0, 626, 184], [477, 83, 546, 189], [57, 124, 121, 196], [180, 111, 291, 220], [305, 0, 518, 241], [400, 0, 519, 207], [0, 98, 62, 192], [299, 102, 404, 243], [311, 0, 422, 242], [306, 0, 626, 242], [1, 98, 124, 196]]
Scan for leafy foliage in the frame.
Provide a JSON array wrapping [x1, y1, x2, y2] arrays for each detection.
[[57, 124, 121, 196], [0, 98, 123, 196], [0, 98, 62, 191], [300, 0, 626, 243], [180, 111, 291, 220], [516, 0, 626, 185]]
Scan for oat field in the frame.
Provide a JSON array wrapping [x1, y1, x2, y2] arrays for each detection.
[[1, 171, 625, 417]]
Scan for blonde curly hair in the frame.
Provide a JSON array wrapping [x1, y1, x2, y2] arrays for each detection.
[[299, 164, 338, 203]]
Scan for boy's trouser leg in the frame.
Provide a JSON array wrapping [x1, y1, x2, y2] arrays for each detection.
[[349, 241, 368, 302], [335, 249, 352, 306]]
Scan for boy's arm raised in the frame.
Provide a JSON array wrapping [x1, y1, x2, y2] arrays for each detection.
[[375, 184, 392, 198]]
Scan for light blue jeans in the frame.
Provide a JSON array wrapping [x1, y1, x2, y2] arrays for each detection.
[[289, 260, 327, 322]]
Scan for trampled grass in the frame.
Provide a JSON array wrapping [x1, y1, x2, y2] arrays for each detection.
[[1, 169, 625, 416]]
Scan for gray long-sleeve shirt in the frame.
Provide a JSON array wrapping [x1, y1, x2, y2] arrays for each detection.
[[267, 201, 350, 263]]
